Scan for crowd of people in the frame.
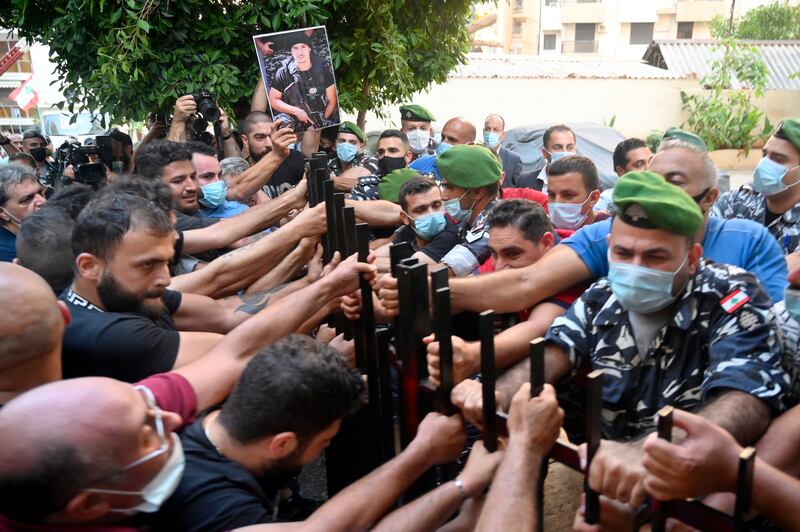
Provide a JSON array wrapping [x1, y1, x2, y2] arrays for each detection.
[[0, 76, 800, 531]]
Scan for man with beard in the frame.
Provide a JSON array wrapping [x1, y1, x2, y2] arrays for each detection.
[[348, 130, 414, 201], [240, 111, 306, 199], [60, 193, 272, 382]]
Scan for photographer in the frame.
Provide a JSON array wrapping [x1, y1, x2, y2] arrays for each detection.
[[168, 93, 241, 158]]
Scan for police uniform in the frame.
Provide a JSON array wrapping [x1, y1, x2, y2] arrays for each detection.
[[774, 299, 800, 403], [328, 122, 377, 177], [436, 145, 502, 276], [712, 184, 800, 254], [348, 172, 383, 201], [271, 35, 338, 132], [546, 171, 788, 440]]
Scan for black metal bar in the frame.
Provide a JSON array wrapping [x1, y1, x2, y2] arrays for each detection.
[[529, 338, 545, 398], [397, 263, 420, 446], [584, 369, 603, 524], [334, 193, 348, 257], [430, 266, 449, 293], [376, 327, 395, 463], [480, 310, 498, 453], [323, 179, 337, 263], [734, 447, 756, 531], [389, 242, 414, 279], [433, 287, 456, 415], [313, 167, 328, 207], [651, 406, 674, 532]]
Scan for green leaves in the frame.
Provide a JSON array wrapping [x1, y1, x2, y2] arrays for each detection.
[[0, 0, 472, 124]]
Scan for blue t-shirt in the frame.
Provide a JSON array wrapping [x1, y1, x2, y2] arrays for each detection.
[[409, 154, 442, 181], [199, 199, 248, 219], [0, 226, 16, 262], [563, 217, 788, 302]]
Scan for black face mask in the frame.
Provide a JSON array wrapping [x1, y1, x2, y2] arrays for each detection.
[[29, 147, 47, 162], [692, 187, 711, 204], [378, 155, 406, 176]]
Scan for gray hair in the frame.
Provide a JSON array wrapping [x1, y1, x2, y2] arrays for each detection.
[[657, 138, 718, 188], [0, 164, 38, 206], [220, 157, 250, 182]]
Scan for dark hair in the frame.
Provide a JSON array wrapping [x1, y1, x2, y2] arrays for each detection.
[[99, 175, 174, 216], [185, 140, 218, 158], [548, 155, 599, 193], [219, 334, 364, 444], [378, 129, 409, 149], [72, 193, 173, 262], [47, 183, 95, 220], [0, 441, 118, 523], [0, 165, 38, 207], [16, 206, 76, 294], [542, 124, 575, 151], [487, 199, 554, 244], [106, 128, 132, 149], [22, 129, 45, 143], [613, 138, 648, 170], [241, 111, 273, 135], [8, 152, 36, 169], [399, 176, 437, 212], [134, 140, 193, 180]]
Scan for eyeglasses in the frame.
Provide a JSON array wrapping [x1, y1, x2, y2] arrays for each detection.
[[83, 386, 170, 493]]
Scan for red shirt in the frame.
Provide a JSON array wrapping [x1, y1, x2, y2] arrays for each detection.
[[136, 371, 198, 427]]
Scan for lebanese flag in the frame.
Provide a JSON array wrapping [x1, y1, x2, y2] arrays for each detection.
[[9, 74, 38, 111]]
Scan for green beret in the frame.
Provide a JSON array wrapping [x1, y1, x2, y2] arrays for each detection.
[[775, 118, 800, 152], [612, 171, 703, 236], [663, 127, 707, 153], [436, 145, 502, 189], [339, 121, 365, 143], [399, 104, 436, 123], [378, 168, 421, 204]]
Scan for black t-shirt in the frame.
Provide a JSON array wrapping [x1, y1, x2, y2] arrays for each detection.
[[272, 63, 334, 113], [60, 289, 182, 382], [262, 149, 305, 199], [174, 211, 228, 262], [392, 220, 464, 263], [155, 417, 285, 532]]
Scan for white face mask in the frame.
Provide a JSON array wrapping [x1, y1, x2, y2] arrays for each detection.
[[84, 432, 185, 514], [406, 129, 431, 154], [0, 206, 22, 228], [549, 196, 591, 230]]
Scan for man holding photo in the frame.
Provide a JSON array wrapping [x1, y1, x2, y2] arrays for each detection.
[[268, 31, 338, 132]]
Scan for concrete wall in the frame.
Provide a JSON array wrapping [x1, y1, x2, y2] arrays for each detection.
[[353, 77, 800, 141]]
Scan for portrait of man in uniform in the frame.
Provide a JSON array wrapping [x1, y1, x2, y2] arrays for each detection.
[[253, 26, 340, 133]]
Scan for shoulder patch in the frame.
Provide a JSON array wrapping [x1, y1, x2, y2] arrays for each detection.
[[465, 229, 484, 243], [720, 289, 750, 314]]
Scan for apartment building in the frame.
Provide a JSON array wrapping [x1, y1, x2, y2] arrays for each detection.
[[481, 0, 776, 58]]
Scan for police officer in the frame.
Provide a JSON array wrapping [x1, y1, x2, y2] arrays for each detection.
[[268, 32, 338, 132], [399, 104, 439, 159], [712, 118, 800, 254], [437, 144, 502, 276], [329, 121, 372, 176]]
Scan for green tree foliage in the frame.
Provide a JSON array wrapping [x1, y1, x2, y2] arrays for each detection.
[[711, 0, 800, 40], [680, 38, 772, 151], [0, 0, 473, 124]]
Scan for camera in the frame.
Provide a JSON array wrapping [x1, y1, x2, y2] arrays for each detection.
[[192, 88, 220, 122], [47, 135, 114, 190]]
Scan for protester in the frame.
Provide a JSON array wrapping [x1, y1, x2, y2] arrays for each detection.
[[0, 165, 46, 262]]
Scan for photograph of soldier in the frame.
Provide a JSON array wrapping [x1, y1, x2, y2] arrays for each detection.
[[253, 26, 340, 133]]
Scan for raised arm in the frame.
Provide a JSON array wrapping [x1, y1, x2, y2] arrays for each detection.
[[346, 198, 402, 228], [227, 122, 295, 201]]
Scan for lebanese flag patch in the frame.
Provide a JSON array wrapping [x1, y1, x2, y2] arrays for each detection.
[[721, 289, 750, 313]]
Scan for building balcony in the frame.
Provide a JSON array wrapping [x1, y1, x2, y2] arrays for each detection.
[[561, 40, 599, 53], [676, 0, 727, 22], [562, 0, 605, 24]]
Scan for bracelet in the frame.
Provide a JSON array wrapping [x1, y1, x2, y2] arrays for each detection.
[[453, 477, 469, 503]]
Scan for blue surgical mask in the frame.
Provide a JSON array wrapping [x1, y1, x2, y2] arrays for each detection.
[[199, 180, 228, 209], [86, 432, 186, 515], [437, 141, 453, 155], [444, 190, 475, 223], [784, 287, 800, 323], [547, 150, 574, 164], [608, 253, 688, 314], [549, 197, 590, 230], [408, 211, 447, 240], [753, 156, 800, 196], [336, 142, 359, 163], [484, 132, 501, 149]]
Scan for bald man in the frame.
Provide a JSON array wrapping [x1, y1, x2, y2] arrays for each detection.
[[409, 117, 477, 181], [483, 114, 522, 185]]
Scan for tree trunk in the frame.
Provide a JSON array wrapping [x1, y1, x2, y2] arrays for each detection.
[[356, 78, 370, 130]]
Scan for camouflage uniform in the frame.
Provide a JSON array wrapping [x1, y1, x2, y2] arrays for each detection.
[[347, 172, 383, 201], [712, 184, 800, 254], [328, 151, 376, 177], [774, 300, 800, 404], [440, 198, 498, 277], [546, 259, 789, 441]]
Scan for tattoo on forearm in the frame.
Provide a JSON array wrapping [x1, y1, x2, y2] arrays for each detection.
[[235, 291, 272, 314]]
